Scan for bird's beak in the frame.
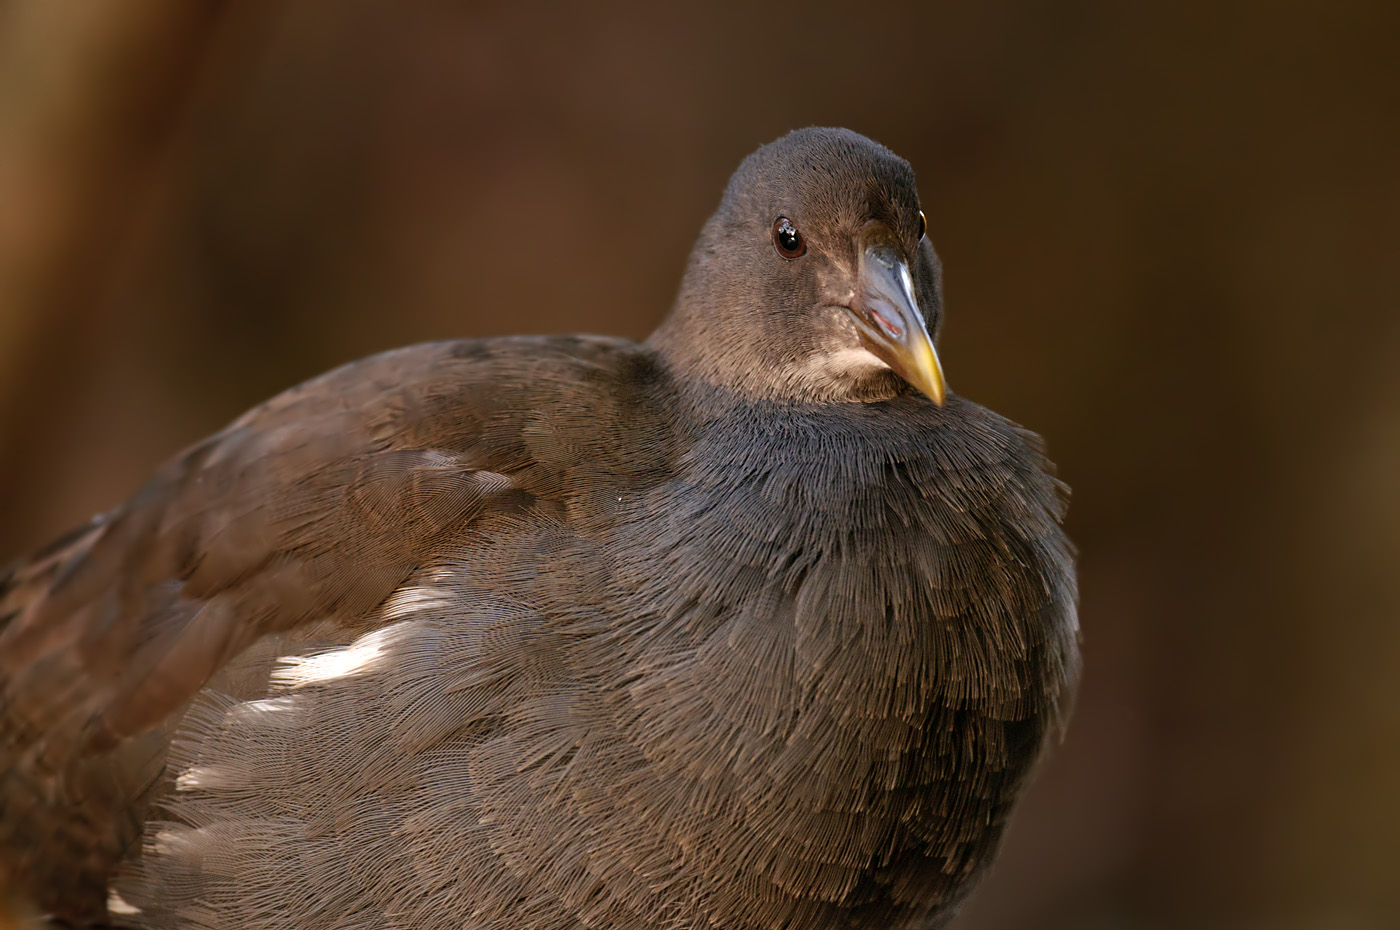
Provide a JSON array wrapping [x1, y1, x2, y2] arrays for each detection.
[[849, 223, 947, 405]]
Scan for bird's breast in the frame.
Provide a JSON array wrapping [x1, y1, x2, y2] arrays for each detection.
[[572, 403, 1076, 921]]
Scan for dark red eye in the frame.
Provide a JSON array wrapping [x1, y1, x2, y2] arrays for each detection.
[[773, 217, 805, 259], [917, 210, 927, 241]]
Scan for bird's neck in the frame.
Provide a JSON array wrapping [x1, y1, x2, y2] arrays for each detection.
[[646, 311, 774, 403], [647, 319, 910, 409]]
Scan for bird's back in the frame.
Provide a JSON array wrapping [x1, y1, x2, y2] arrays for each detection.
[[0, 335, 682, 925]]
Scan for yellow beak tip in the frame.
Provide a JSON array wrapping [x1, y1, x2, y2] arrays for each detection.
[[914, 345, 948, 406]]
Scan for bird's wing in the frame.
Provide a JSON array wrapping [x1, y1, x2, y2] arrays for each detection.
[[0, 334, 659, 918]]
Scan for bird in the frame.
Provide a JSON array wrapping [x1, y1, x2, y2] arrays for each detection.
[[0, 127, 1078, 930]]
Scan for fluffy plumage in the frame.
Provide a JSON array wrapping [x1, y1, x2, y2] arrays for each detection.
[[0, 128, 1078, 929]]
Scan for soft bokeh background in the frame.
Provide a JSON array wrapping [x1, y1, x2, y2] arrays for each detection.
[[1, 2, 1397, 927]]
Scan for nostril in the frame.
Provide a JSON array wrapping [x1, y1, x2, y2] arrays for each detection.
[[869, 308, 902, 339]]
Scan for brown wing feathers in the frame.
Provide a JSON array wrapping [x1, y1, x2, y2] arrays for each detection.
[[0, 337, 630, 918]]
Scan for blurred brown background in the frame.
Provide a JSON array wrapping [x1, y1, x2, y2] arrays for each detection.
[[1, 1, 1397, 927]]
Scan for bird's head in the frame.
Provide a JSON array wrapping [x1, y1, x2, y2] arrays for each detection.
[[651, 127, 947, 406]]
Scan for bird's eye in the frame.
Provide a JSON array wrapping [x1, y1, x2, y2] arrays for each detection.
[[773, 217, 806, 259], [917, 210, 927, 241]]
